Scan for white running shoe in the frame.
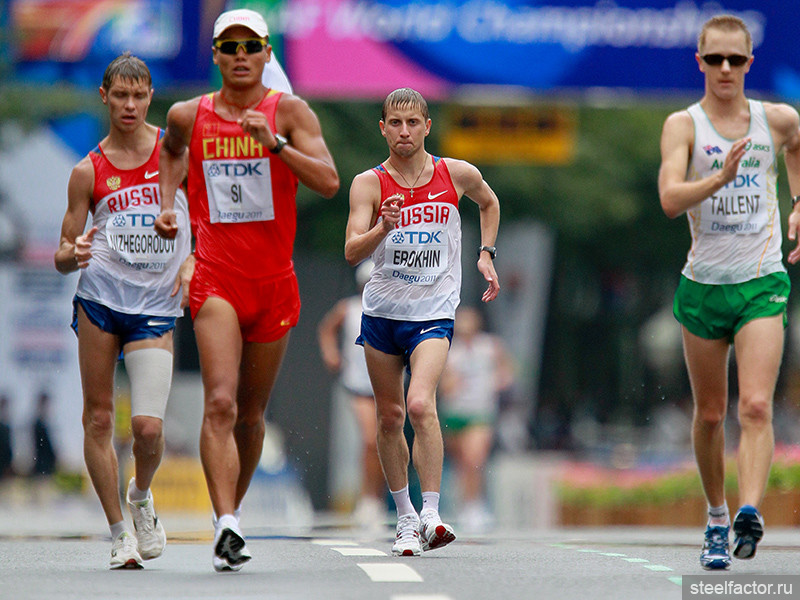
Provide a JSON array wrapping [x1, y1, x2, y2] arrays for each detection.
[[419, 508, 456, 552], [126, 479, 166, 560], [391, 513, 422, 556], [212, 527, 252, 572], [109, 531, 144, 569]]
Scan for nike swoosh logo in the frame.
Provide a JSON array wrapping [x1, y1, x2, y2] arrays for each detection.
[[428, 191, 447, 200], [147, 319, 170, 327], [419, 326, 438, 334], [144, 171, 159, 179]]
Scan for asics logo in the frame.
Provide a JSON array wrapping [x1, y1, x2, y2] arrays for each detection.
[[428, 191, 447, 200], [144, 170, 159, 179], [419, 326, 437, 334]]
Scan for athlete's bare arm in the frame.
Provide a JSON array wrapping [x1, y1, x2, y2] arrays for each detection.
[[445, 158, 500, 302], [241, 94, 339, 198], [154, 98, 197, 239], [767, 103, 800, 263], [658, 110, 748, 219], [344, 170, 403, 265], [317, 299, 348, 372], [55, 156, 98, 273]]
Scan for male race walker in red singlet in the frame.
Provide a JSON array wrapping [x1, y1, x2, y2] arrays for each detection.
[[154, 8, 339, 572], [55, 54, 191, 569], [345, 88, 500, 556]]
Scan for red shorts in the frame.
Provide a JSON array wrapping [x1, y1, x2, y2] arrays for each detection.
[[190, 261, 301, 343]]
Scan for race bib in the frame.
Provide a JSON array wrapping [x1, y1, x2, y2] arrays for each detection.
[[107, 212, 176, 272], [700, 177, 767, 235], [204, 158, 274, 224], [383, 228, 448, 285]]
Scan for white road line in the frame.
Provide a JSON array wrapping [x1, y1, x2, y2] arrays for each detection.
[[622, 558, 650, 563], [668, 576, 683, 586], [358, 563, 424, 582], [391, 595, 454, 600], [598, 552, 627, 557], [333, 547, 388, 556], [312, 539, 358, 546]]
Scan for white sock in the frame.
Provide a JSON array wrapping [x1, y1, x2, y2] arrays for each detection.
[[127, 479, 149, 502], [110, 521, 127, 540], [390, 486, 416, 517], [421, 491, 440, 514], [213, 507, 241, 528], [708, 503, 730, 527], [217, 514, 239, 533]]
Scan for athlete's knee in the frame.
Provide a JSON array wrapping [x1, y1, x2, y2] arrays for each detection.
[[737, 395, 773, 427], [131, 415, 163, 448], [693, 397, 727, 430], [406, 394, 436, 428], [376, 401, 405, 434], [82, 404, 114, 438], [204, 388, 237, 429]]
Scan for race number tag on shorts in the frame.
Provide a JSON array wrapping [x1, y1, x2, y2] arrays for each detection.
[[107, 212, 176, 272], [700, 179, 768, 235], [203, 158, 274, 224], [383, 228, 448, 285]]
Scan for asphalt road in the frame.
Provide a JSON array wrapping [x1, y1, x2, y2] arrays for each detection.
[[3, 499, 799, 600]]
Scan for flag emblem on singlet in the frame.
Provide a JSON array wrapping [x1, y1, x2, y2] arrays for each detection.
[[106, 176, 121, 191]]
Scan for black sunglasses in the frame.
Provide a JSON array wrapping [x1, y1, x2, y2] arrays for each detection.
[[701, 53, 749, 67], [214, 38, 267, 55]]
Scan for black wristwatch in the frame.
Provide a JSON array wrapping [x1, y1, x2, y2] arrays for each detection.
[[270, 134, 287, 154], [792, 195, 800, 209], [478, 245, 497, 260]]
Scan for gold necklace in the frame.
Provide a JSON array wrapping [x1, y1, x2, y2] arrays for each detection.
[[388, 155, 427, 198]]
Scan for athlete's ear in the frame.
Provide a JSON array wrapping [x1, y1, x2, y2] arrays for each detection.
[[99, 86, 108, 105]]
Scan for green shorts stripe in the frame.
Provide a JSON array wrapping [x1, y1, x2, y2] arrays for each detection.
[[673, 272, 790, 341]]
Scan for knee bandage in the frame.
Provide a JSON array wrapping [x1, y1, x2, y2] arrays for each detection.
[[124, 348, 173, 419]]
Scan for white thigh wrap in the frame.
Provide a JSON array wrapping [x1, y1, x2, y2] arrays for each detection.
[[124, 348, 173, 419]]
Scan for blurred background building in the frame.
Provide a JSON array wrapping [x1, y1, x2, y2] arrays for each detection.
[[2, 0, 800, 525]]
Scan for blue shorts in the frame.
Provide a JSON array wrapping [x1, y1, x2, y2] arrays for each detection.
[[72, 296, 176, 351], [357, 314, 453, 370]]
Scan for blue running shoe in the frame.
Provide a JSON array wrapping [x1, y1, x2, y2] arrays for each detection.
[[733, 505, 764, 560], [700, 525, 731, 570]]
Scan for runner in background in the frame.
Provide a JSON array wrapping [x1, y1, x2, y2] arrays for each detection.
[[318, 260, 386, 529]]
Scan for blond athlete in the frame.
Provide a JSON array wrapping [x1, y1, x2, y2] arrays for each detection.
[[659, 15, 800, 570]]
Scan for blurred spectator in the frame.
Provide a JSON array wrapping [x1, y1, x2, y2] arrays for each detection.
[[317, 260, 385, 528], [0, 394, 13, 479], [438, 306, 514, 533], [31, 390, 57, 477]]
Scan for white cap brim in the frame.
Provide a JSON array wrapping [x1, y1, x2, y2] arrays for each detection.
[[213, 9, 269, 39]]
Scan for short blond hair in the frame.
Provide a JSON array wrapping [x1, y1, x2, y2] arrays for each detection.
[[698, 15, 752, 55], [381, 88, 429, 122]]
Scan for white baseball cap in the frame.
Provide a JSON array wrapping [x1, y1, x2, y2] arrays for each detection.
[[213, 9, 269, 40]]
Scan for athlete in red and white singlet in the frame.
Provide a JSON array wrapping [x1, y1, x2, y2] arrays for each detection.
[[55, 54, 191, 570], [79, 130, 190, 316], [363, 155, 461, 321], [345, 88, 500, 557]]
